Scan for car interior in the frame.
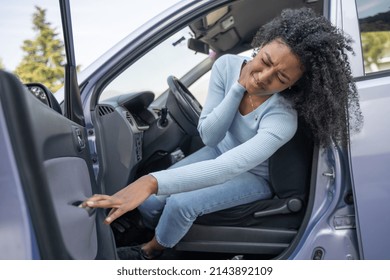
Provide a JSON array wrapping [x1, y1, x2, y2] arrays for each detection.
[[1, 0, 325, 259], [91, 0, 324, 259]]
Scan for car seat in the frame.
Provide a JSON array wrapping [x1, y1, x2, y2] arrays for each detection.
[[175, 119, 314, 256]]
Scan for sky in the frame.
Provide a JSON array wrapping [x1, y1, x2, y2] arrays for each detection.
[[356, 0, 390, 18], [2, 0, 388, 72], [0, 0, 180, 71]]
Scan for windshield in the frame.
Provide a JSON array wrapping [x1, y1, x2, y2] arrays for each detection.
[[69, 0, 181, 72], [99, 26, 210, 101]]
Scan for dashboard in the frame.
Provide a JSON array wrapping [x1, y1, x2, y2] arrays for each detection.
[[95, 91, 188, 195]]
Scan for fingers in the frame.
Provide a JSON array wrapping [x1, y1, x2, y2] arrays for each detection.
[[82, 194, 118, 209], [81, 183, 150, 225], [81, 194, 128, 224], [104, 207, 126, 224]]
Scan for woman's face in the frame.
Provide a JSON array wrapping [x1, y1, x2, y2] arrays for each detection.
[[247, 39, 303, 96]]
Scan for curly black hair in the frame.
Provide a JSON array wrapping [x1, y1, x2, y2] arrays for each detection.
[[251, 7, 363, 147]]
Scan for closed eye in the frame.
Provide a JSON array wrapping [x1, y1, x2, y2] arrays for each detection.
[[262, 58, 270, 66], [278, 74, 287, 84], [262, 54, 289, 84]]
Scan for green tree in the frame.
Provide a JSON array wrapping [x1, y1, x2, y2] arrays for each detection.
[[14, 6, 65, 92], [361, 31, 390, 72], [0, 58, 4, 70]]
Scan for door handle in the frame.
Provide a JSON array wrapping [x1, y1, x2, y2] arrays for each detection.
[[72, 200, 96, 216]]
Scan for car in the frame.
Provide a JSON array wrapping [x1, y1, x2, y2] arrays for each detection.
[[0, 0, 389, 260]]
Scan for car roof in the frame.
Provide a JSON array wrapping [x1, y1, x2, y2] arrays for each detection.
[[190, 0, 324, 54]]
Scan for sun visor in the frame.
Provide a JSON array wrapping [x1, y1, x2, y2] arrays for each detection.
[[211, 28, 240, 52]]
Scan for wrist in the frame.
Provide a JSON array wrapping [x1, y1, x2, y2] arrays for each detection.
[[144, 174, 158, 194]]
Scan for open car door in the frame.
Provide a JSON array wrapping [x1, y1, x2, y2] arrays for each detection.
[[0, 0, 116, 259]]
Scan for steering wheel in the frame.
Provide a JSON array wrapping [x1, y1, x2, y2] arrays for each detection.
[[167, 76, 202, 129]]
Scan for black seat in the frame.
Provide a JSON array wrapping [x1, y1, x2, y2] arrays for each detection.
[[175, 120, 314, 256]]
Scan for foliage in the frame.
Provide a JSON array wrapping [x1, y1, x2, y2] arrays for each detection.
[[14, 6, 65, 92], [361, 31, 390, 71], [0, 58, 4, 70]]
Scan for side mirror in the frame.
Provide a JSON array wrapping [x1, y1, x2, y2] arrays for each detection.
[[25, 83, 62, 114], [187, 38, 209, 54]]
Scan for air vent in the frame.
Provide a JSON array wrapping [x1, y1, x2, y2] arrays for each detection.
[[125, 111, 134, 126], [98, 105, 114, 116]]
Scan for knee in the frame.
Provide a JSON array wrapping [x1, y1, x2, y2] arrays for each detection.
[[165, 194, 197, 221], [138, 195, 166, 229]]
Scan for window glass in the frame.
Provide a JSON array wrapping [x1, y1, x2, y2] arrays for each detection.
[[356, 0, 390, 74], [100, 27, 208, 101], [188, 71, 211, 106]]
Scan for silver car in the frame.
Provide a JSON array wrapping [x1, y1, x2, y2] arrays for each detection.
[[0, 0, 389, 260]]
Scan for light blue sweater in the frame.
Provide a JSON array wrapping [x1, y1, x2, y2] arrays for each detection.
[[152, 54, 297, 195]]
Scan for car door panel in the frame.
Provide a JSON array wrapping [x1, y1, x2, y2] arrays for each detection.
[[25, 85, 100, 259], [350, 75, 390, 260], [44, 157, 97, 259], [339, 0, 390, 260], [0, 70, 115, 259]]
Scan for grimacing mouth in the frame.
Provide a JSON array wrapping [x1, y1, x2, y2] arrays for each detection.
[[251, 72, 266, 90]]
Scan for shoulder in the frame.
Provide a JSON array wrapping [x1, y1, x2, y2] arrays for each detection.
[[261, 94, 298, 139], [270, 94, 296, 111], [213, 54, 249, 70], [211, 54, 249, 84]]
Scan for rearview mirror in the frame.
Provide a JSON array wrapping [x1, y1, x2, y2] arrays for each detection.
[[187, 38, 209, 54]]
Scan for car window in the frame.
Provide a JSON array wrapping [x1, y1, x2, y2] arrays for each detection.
[[99, 27, 209, 101], [356, 0, 390, 74]]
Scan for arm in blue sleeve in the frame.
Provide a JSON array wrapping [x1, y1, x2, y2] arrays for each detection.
[[197, 56, 246, 147], [153, 105, 298, 195]]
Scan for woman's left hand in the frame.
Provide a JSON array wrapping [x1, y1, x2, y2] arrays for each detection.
[[82, 175, 158, 224]]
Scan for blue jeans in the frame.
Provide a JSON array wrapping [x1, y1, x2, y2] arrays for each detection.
[[138, 146, 272, 248]]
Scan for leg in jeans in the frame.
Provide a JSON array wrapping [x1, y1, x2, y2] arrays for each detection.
[[138, 145, 221, 229], [154, 171, 272, 248]]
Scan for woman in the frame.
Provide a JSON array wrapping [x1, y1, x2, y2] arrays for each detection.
[[83, 7, 363, 259]]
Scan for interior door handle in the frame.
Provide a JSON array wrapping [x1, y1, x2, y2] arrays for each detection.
[[72, 200, 96, 216]]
